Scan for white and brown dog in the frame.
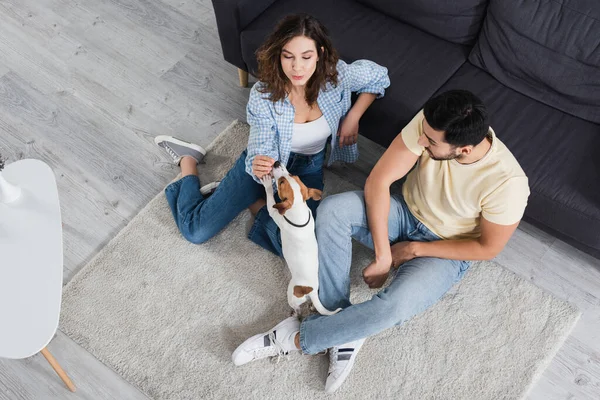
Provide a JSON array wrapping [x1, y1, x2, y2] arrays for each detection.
[[260, 162, 341, 316]]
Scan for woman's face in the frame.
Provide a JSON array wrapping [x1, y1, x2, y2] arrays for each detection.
[[280, 35, 319, 88]]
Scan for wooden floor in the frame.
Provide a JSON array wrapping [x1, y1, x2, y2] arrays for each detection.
[[0, 1, 598, 399]]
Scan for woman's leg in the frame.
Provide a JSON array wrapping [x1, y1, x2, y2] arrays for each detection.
[[165, 150, 264, 244]]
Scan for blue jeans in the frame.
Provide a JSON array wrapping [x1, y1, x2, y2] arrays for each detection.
[[299, 191, 470, 354], [164, 149, 325, 256]]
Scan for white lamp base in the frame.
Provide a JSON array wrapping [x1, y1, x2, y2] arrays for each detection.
[[0, 173, 22, 203]]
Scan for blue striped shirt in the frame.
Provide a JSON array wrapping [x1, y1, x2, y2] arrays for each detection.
[[245, 59, 390, 181]]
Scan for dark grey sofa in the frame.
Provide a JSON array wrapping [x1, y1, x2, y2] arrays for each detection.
[[211, 0, 600, 259]]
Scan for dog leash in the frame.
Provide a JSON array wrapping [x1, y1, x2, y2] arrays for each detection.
[[283, 210, 311, 228]]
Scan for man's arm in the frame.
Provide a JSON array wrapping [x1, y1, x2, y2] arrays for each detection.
[[393, 217, 519, 265], [362, 133, 419, 288]]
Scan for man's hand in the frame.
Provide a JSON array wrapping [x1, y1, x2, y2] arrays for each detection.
[[362, 258, 392, 289], [338, 113, 359, 148], [252, 155, 275, 178], [391, 241, 416, 267]]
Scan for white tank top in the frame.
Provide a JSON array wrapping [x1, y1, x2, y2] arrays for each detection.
[[290, 115, 331, 155]]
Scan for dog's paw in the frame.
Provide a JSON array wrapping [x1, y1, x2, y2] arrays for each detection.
[[260, 174, 273, 188]]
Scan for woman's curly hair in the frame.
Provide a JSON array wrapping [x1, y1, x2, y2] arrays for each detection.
[[255, 14, 339, 106]]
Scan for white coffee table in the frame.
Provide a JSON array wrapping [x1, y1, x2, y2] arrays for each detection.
[[0, 159, 76, 392]]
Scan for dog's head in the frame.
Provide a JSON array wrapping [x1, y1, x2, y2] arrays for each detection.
[[271, 161, 322, 215]]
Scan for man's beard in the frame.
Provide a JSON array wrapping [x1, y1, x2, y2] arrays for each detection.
[[426, 148, 460, 161]]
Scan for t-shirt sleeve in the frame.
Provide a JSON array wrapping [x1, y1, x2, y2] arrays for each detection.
[[481, 176, 530, 225], [401, 110, 425, 156]]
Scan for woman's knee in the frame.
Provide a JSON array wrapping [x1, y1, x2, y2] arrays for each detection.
[[180, 224, 214, 245]]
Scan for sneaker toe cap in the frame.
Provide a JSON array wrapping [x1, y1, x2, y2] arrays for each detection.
[[231, 348, 253, 366], [325, 374, 344, 393]]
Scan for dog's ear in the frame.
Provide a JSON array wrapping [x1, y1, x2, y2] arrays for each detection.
[[294, 177, 309, 201], [307, 188, 322, 201], [273, 199, 292, 215]]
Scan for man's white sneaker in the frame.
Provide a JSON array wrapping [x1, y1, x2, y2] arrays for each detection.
[[154, 135, 206, 165], [232, 316, 300, 366], [325, 338, 365, 393]]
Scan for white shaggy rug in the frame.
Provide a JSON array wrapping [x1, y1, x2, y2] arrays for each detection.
[[60, 121, 580, 400]]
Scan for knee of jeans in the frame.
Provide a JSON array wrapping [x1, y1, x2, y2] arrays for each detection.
[[316, 192, 362, 229], [180, 224, 212, 245], [315, 202, 339, 235], [317, 194, 352, 222]]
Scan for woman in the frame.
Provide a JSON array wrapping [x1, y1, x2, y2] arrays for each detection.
[[155, 14, 390, 256]]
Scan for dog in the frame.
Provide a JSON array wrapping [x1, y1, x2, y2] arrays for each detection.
[[260, 161, 341, 316]]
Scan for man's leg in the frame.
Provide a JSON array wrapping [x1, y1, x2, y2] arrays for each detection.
[[315, 191, 413, 311], [300, 256, 468, 354], [304, 254, 468, 392], [231, 191, 410, 365]]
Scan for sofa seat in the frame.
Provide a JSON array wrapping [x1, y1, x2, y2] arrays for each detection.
[[239, 0, 470, 146], [435, 63, 600, 255]]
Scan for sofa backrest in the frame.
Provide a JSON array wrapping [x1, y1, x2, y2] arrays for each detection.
[[469, 0, 600, 124], [355, 0, 488, 45]]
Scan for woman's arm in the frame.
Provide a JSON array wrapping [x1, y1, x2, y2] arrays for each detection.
[[245, 83, 278, 180], [338, 93, 377, 147], [338, 59, 390, 98], [336, 60, 390, 147]]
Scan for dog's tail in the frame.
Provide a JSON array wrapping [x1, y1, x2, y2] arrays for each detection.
[[308, 292, 342, 315]]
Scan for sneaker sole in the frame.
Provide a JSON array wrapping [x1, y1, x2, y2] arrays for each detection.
[[154, 135, 207, 157], [325, 339, 365, 393]]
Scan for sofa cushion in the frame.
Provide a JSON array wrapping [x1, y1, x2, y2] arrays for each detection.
[[240, 0, 469, 147], [435, 62, 600, 254], [469, 0, 600, 124], [356, 0, 488, 45]]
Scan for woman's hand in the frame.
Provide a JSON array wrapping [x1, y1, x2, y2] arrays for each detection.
[[338, 112, 359, 148], [252, 155, 275, 178]]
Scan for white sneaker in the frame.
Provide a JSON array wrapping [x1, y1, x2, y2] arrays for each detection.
[[232, 316, 300, 366], [325, 338, 365, 393], [199, 181, 220, 197]]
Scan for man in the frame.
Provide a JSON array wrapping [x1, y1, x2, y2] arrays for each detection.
[[231, 90, 530, 393]]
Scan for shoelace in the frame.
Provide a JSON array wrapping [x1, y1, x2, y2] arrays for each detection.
[[250, 332, 290, 364], [268, 331, 291, 364], [163, 144, 178, 160]]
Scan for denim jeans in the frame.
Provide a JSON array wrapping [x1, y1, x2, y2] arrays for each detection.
[[299, 191, 470, 354], [164, 149, 325, 256]]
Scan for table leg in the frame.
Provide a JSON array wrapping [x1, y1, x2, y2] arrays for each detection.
[[40, 347, 76, 392]]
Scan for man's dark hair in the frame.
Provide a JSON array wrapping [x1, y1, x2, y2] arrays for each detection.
[[423, 90, 489, 147]]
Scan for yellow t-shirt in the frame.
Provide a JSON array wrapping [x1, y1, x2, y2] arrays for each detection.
[[401, 110, 530, 240]]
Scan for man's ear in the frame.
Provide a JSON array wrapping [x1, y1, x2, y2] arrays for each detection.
[[273, 199, 292, 215], [307, 188, 322, 201], [459, 145, 473, 157]]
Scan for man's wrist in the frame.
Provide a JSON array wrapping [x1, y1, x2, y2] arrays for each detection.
[[410, 241, 424, 258], [375, 252, 393, 267]]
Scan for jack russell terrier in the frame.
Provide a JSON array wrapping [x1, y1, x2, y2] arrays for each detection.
[[260, 161, 341, 316]]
